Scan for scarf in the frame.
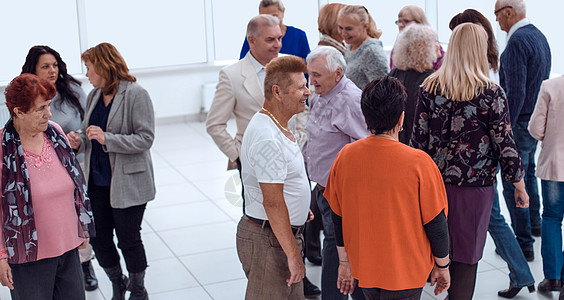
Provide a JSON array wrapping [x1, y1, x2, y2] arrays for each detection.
[[1, 119, 95, 263]]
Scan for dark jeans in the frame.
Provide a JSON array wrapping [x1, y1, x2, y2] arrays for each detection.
[[315, 186, 365, 300], [361, 287, 422, 300], [304, 185, 322, 260], [10, 248, 85, 300], [89, 183, 148, 273], [501, 120, 541, 251]]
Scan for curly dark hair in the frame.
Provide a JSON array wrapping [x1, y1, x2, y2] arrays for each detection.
[[21, 45, 84, 118]]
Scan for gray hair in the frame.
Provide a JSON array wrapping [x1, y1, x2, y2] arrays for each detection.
[[392, 24, 437, 73], [499, 0, 526, 16], [246, 15, 280, 39], [260, 0, 285, 12], [306, 46, 347, 73]]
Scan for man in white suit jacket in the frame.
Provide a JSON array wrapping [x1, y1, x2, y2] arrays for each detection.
[[206, 14, 282, 170]]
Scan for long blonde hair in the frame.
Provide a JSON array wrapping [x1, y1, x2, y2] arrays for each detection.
[[422, 23, 494, 101], [338, 5, 382, 39]]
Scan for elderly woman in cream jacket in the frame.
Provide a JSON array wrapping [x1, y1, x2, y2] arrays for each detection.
[[528, 75, 564, 294]]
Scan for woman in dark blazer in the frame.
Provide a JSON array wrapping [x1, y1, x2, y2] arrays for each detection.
[[68, 42, 155, 300]]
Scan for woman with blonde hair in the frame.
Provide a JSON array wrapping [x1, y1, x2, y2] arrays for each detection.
[[317, 3, 346, 54], [390, 5, 444, 70], [411, 23, 529, 299], [68, 42, 155, 300], [389, 24, 437, 144], [337, 5, 388, 90]]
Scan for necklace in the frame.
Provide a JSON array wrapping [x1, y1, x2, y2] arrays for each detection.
[[261, 108, 291, 134]]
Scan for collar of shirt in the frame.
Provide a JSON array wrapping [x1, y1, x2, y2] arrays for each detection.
[[248, 52, 265, 74], [507, 18, 530, 41], [248, 52, 266, 92], [315, 75, 349, 106]]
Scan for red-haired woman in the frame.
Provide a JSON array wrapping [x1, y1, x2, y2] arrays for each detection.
[[68, 42, 155, 300], [0, 73, 94, 299]]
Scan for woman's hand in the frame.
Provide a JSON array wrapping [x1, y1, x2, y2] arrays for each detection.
[[336, 260, 355, 295], [79, 238, 89, 250], [430, 266, 450, 295], [67, 131, 82, 150], [513, 179, 529, 208], [0, 259, 14, 290], [86, 125, 106, 145]]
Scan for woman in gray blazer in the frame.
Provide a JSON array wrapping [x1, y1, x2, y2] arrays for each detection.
[[68, 42, 155, 300]]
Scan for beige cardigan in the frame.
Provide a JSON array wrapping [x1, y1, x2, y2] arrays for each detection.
[[528, 75, 564, 181]]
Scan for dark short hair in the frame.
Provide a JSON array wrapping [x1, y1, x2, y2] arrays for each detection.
[[361, 76, 407, 134], [264, 56, 307, 99], [5, 74, 56, 118]]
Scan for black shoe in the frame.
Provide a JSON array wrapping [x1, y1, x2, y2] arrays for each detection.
[[498, 285, 535, 298], [129, 270, 149, 300], [81, 261, 99, 291], [522, 249, 534, 262], [532, 226, 541, 237], [303, 276, 321, 299], [103, 265, 129, 300], [538, 279, 562, 292], [306, 255, 322, 266], [560, 284, 564, 300]]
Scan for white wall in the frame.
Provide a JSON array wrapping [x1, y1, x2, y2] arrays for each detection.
[[0, 0, 561, 123]]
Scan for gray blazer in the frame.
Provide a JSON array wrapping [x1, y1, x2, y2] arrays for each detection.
[[80, 80, 156, 208]]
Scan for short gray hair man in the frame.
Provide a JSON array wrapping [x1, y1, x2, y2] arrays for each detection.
[[246, 14, 280, 38], [498, 0, 526, 16], [306, 46, 346, 73]]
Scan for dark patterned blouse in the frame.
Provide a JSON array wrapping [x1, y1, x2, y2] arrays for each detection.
[[410, 85, 524, 187]]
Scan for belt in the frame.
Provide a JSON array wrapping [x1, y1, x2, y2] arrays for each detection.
[[245, 215, 304, 236]]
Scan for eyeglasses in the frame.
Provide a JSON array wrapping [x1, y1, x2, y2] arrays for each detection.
[[395, 19, 414, 26], [494, 6, 512, 16]]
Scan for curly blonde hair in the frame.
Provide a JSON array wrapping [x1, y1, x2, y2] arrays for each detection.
[[392, 24, 437, 73]]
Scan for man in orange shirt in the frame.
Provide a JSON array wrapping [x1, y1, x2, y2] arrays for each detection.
[[324, 76, 450, 299]]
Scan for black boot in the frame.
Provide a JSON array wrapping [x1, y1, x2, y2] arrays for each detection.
[[129, 270, 149, 300], [103, 265, 129, 300], [82, 261, 99, 291]]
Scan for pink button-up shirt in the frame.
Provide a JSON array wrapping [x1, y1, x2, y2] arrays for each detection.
[[303, 76, 369, 186]]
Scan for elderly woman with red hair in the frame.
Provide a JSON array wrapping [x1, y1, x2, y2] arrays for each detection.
[[0, 73, 94, 299]]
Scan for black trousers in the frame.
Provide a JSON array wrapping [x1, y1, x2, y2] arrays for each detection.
[[10, 248, 85, 300], [304, 187, 322, 259], [89, 183, 148, 273], [361, 286, 423, 300]]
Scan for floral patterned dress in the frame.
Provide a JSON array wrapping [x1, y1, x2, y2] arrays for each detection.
[[410, 85, 523, 186]]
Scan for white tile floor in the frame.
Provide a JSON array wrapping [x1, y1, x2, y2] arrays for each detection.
[[0, 119, 558, 299]]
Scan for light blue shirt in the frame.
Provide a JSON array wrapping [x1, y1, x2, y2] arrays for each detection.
[[507, 18, 530, 41]]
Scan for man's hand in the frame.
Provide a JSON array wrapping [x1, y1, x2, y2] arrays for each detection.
[[307, 209, 314, 222], [513, 179, 529, 208], [286, 254, 305, 286]]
